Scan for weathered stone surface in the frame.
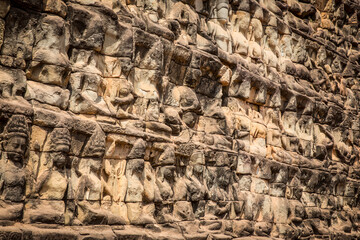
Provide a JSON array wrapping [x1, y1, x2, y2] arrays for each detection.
[[0, 0, 360, 238], [1, 8, 39, 60], [25, 80, 70, 110], [0, 0, 10, 18], [43, 0, 67, 18], [0, 18, 4, 50], [0, 65, 26, 98]]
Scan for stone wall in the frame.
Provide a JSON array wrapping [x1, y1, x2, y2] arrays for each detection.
[[0, 0, 360, 239]]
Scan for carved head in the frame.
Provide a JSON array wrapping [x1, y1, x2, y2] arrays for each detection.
[[265, 27, 279, 49], [250, 19, 263, 42], [49, 152, 67, 169], [43, 128, 70, 169], [217, 1, 229, 22], [2, 115, 29, 162], [162, 166, 175, 182], [190, 150, 205, 164], [119, 80, 133, 95], [49, 128, 71, 153], [265, 109, 280, 128], [231, 11, 250, 34], [128, 159, 144, 176], [209, 0, 230, 23], [193, 164, 204, 174], [90, 159, 102, 175], [82, 126, 106, 158], [217, 167, 231, 188], [189, 150, 205, 175], [127, 138, 146, 160]]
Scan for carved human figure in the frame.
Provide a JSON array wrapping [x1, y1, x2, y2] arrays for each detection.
[[233, 109, 251, 144], [294, 114, 313, 157], [265, 109, 281, 136], [316, 46, 327, 68], [76, 136, 103, 196], [72, 126, 107, 224], [125, 159, 157, 224], [169, 2, 199, 46], [214, 167, 232, 201], [185, 151, 208, 202], [230, 11, 250, 56], [101, 159, 128, 224], [125, 140, 157, 224], [296, 116, 313, 141], [142, 162, 159, 220], [249, 108, 267, 157], [104, 77, 136, 119], [163, 152, 203, 220], [143, 161, 161, 203], [69, 72, 111, 115], [33, 128, 70, 199], [23, 128, 71, 224], [280, 96, 301, 154], [344, 88, 357, 111], [207, 0, 233, 53], [279, 34, 293, 65], [263, 27, 279, 69], [313, 124, 333, 160], [229, 68, 252, 100], [205, 166, 232, 219], [102, 159, 127, 202], [32, 15, 69, 66], [75, 158, 106, 224], [173, 170, 188, 201], [0, 115, 29, 220], [264, 109, 291, 162], [156, 166, 175, 201], [332, 128, 356, 165], [248, 18, 263, 59], [224, 98, 251, 152], [330, 211, 352, 233], [291, 36, 309, 65], [125, 158, 143, 198], [125, 158, 144, 203]]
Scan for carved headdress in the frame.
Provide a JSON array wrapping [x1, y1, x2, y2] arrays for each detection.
[[82, 125, 106, 158], [2, 115, 29, 140], [48, 128, 71, 152], [209, 0, 230, 20]]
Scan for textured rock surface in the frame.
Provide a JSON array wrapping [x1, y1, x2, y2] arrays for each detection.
[[0, 0, 360, 239]]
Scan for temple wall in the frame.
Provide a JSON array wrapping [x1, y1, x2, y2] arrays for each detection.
[[0, 0, 360, 239]]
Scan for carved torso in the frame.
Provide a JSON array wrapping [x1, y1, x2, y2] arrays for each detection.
[[0, 155, 25, 202]]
